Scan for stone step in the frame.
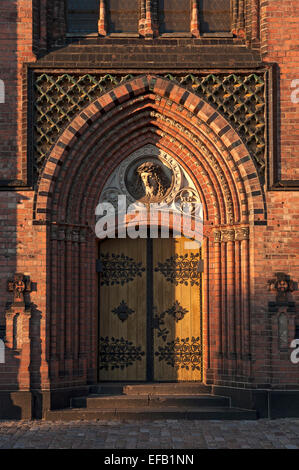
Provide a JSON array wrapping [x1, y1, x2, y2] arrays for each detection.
[[89, 382, 212, 396], [71, 394, 230, 409], [45, 406, 257, 422]]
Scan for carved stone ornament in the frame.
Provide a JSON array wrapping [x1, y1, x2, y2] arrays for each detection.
[[214, 230, 222, 243], [126, 160, 172, 203], [214, 227, 250, 243], [119, 146, 182, 205], [268, 272, 297, 301], [174, 188, 200, 214], [222, 229, 235, 242], [99, 144, 201, 212], [235, 227, 250, 241], [7, 273, 31, 305], [100, 187, 123, 209]]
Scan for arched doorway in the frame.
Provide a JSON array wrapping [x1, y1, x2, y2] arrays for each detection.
[[98, 235, 203, 382], [34, 75, 265, 391]]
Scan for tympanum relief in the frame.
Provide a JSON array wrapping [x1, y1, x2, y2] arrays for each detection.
[[99, 144, 202, 217]]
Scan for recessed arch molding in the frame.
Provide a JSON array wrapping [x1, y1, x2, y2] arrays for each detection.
[[34, 75, 265, 386]]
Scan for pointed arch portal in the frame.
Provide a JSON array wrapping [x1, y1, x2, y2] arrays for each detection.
[[35, 75, 265, 384]]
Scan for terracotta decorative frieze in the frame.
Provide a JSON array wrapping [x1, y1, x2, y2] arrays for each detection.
[[235, 227, 250, 241], [214, 230, 222, 243], [214, 226, 250, 242], [222, 229, 236, 242]]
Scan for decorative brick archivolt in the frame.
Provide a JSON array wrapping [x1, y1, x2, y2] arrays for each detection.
[[35, 75, 265, 226], [34, 75, 263, 385]]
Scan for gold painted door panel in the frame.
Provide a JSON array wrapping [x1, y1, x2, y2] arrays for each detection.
[[98, 237, 202, 382], [98, 238, 147, 381], [153, 238, 202, 381]]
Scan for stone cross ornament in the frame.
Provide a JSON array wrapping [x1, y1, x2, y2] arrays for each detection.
[[7, 273, 31, 304]]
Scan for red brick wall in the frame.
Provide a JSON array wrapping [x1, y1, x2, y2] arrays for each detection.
[[0, 0, 298, 394], [0, 0, 37, 182], [0, 1, 18, 181], [246, 0, 299, 386], [261, 0, 299, 180]]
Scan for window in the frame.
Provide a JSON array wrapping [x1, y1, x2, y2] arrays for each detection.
[[67, 0, 99, 34], [66, 0, 232, 38], [108, 0, 139, 34], [199, 0, 231, 34], [158, 0, 191, 35]]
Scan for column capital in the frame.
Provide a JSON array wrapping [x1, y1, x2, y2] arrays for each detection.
[[235, 226, 250, 241]]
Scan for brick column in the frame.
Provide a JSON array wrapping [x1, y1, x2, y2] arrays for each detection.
[[49, 224, 59, 380], [98, 0, 107, 36], [234, 237, 242, 374], [221, 235, 227, 359], [72, 229, 80, 374], [225, 230, 237, 369], [238, 227, 251, 374], [5, 310, 14, 350], [87, 231, 97, 384], [191, 0, 200, 37], [145, 0, 155, 38], [251, 0, 260, 41], [213, 230, 223, 369], [58, 227, 66, 377], [238, 0, 245, 30], [5, 305, 32, 390], [139, 0, 146, 36], [231, 0, 246, 37], [65, 228, 73, 378], [18, 309, 32, 390], [79, 228, 88, 378], [202, 236, 210, 381]]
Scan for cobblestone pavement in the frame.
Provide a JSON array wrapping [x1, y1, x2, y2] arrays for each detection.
[[0, 419, 298, 449]]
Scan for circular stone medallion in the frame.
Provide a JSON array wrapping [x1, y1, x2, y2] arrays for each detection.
[[118, 146, 182, 205], [125, 157, 174, 204]]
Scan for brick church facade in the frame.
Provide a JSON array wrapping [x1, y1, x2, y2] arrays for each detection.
[[0, 1, 298, 419]]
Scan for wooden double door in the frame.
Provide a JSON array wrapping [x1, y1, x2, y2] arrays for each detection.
[[98, 237, 203, 382]]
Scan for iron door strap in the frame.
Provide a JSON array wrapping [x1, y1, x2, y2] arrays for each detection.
[[96, 259, 104, 273]]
